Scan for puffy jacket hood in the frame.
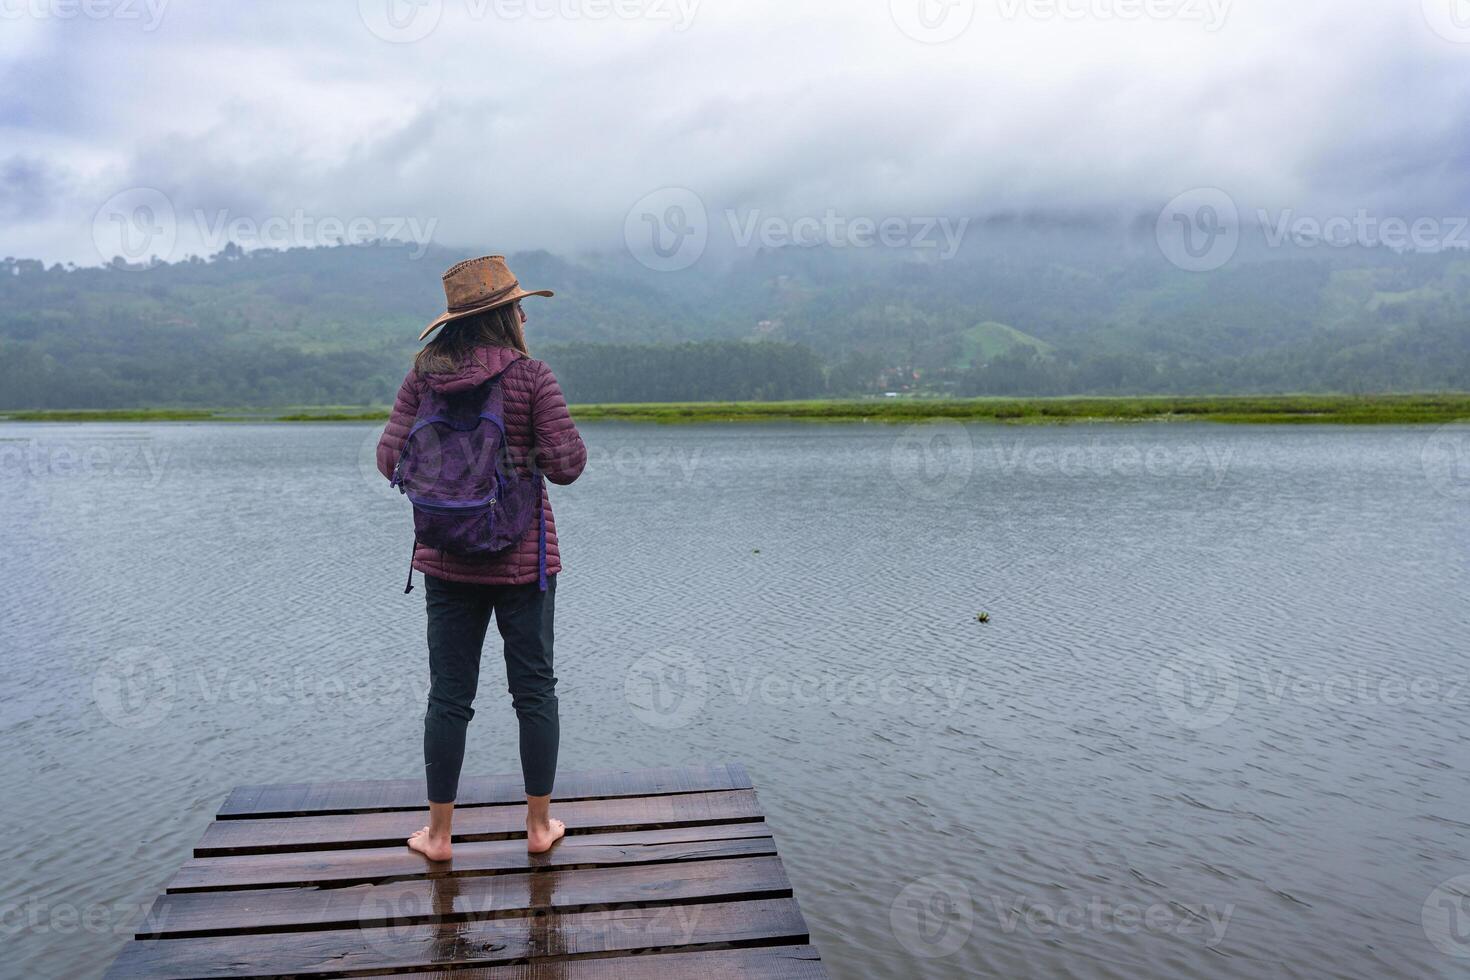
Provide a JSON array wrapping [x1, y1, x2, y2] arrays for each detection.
[[421, 345, 525, 394]]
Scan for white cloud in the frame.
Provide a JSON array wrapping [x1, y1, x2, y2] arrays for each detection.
[[5, 0, 1469, 264]]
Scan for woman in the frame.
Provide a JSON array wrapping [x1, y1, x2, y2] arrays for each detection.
[[377, 255, 586, 858]]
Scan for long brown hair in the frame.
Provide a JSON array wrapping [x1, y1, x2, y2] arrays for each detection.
[[415, 302, 529, 376]]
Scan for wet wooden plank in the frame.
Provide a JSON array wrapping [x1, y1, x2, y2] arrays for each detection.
[[105, 897, 810, 979], [380, 944, 828, 978], [218, 764, 752, 819], [170, 822, 776, 892], [197, 789, 764, 857], [107, 765, 827, 978], [141, 855, 793, 939]]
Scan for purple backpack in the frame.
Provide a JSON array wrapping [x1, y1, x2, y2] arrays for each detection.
[[390, 371, 545, 593]]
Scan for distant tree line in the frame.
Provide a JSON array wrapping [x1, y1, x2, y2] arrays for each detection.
[[0, 320, 827, 409], [540, 341, 825, 403], [938, 317, 1470, 397], [1, 239, 1466, 409]]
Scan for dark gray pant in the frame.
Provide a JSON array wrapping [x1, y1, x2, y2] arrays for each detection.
[[423, 573, 558, 802]]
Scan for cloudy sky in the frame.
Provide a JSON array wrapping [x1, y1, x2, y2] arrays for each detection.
[[5, 0, 1469, 266]]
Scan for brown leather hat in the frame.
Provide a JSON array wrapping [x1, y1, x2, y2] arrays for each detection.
[[419, 255, 553, 341]]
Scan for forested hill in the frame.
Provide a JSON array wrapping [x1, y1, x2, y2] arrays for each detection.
[[1, 231, 1467, 409]]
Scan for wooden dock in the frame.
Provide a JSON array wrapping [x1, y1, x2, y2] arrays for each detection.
[[104, 763, 827, 979]]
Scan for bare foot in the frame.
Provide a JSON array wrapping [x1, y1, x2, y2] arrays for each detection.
[[407, 825, 453, 862], [526, 816, 565, 854]]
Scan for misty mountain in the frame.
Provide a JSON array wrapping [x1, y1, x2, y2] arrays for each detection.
[[1, 227, 1466, 408]]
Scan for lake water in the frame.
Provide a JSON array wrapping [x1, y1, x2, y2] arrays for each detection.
[[1, 420, 1467, 979]]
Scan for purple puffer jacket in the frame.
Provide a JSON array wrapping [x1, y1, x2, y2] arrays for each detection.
[[376, 345, 586, 585]]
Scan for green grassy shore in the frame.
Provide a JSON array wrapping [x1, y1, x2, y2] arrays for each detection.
[[3, 393, 1468, 425]]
